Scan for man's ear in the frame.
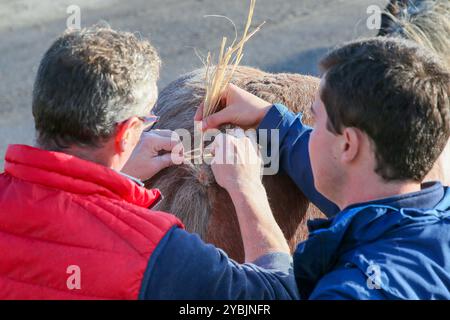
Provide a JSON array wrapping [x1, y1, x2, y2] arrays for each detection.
[[114, 117, 141, 153], [340, 127, 361, 164]]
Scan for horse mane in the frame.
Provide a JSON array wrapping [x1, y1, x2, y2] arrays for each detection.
[[379, 0, 450, 67]]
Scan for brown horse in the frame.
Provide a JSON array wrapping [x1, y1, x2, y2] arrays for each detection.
[[145, 67, 323, 262]]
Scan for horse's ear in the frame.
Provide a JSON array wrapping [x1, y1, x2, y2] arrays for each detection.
[[387, 0, 401, 16], [378, 0, 406, 36]]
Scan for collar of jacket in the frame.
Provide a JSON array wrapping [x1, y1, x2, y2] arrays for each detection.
[[4, 144, 162, 209], [294, 182, 450, 299]]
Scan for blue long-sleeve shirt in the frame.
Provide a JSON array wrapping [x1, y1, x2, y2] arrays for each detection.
[[258, 104, 450, 300], [140, 227, 298, 299]]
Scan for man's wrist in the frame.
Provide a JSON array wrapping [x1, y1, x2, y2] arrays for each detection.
[[121, 165, 145, 182], [226, 180, 266, 201], [256, 104, 274, 126], [226, 181, 273, 223], [121, 162, 137, 177]]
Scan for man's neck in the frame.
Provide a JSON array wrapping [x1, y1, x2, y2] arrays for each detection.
[[36, 143, 115, 168], [338, 178, 421, 210]]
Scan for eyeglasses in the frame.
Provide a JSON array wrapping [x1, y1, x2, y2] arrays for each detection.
[[138, 114, 160, 132]]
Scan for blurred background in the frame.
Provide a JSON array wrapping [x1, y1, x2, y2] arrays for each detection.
[[0, 0, 385, 170]]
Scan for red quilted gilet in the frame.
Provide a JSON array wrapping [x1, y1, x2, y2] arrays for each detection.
[[0, 144, 183, 299]]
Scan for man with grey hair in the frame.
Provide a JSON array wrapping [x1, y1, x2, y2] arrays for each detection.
[[0, 26, 298, 299]]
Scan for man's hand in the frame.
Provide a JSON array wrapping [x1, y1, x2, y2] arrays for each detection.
[[122, 129, 184, 181], [210, 128, 263, 194], [210, 128, 290, 262], [194, 84, 273, 131]]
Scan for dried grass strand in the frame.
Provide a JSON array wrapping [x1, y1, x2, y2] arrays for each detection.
[[202, 0, 265, 118]]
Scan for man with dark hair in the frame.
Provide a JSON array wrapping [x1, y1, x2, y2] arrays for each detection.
[[198, 37, 450, 299], [0, 26, 298, 299]]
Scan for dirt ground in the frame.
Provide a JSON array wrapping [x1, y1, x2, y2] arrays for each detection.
[[0, 0, 385, 170]]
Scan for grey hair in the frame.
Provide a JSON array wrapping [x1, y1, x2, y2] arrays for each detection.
[[32, 25, 161, 150]]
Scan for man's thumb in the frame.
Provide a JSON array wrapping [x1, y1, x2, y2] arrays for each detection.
[[154, 153, 176, 170], [202, 108, 232, 131]]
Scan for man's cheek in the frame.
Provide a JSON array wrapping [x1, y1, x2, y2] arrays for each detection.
[[309, 132, 319, 158], [309, 137, 319, 175], [308, 137, 314, 163]]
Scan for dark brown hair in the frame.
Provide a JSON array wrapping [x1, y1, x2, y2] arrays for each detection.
[[320, 37, 450, 182]]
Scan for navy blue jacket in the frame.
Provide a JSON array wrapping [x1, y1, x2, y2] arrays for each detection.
[[258, 104, 450, 299], [140, 228, 298, 299]]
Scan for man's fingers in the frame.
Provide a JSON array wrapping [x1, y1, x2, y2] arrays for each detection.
[[203, 108, 234, 131], [210, 133, 226, 164], [231, 128, 245, 138], [194, 103, 204, 122], [152, 153, 175, 171], [171, 143, 185, 165], [151, 129, 174, 138], [245, 129, 259, 159], [144, 131, 182, 153], [245, 129, 257, 143], [202, 114, 220, 131]]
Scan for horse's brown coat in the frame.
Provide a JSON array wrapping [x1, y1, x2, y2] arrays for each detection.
[[145, 67, 323, 262]]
